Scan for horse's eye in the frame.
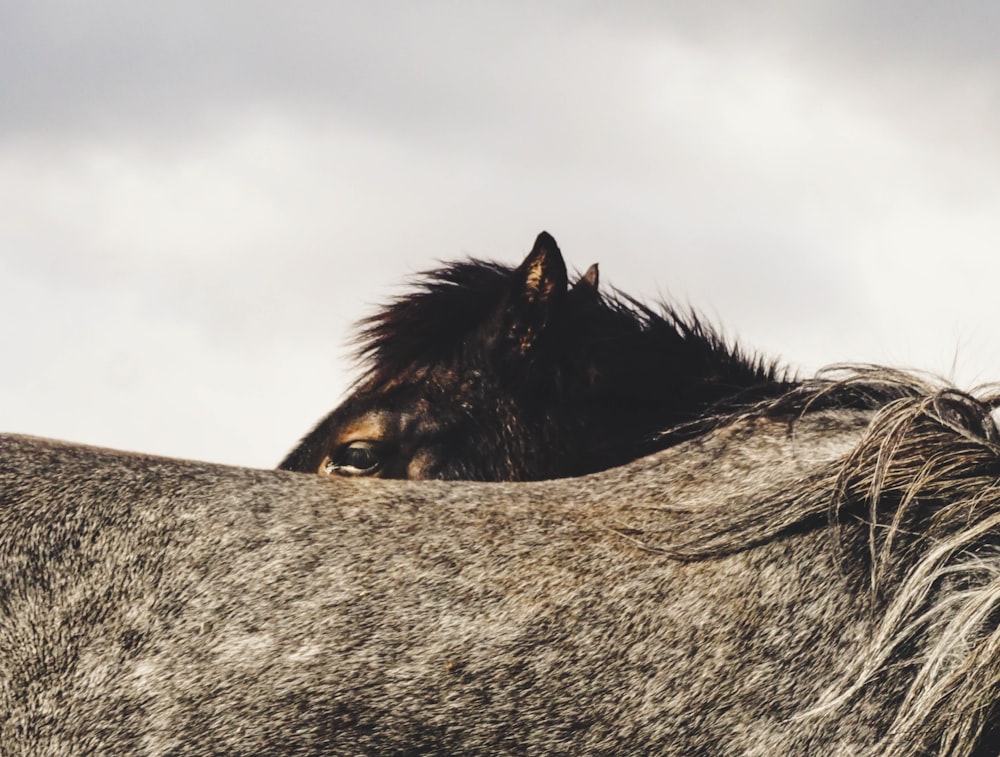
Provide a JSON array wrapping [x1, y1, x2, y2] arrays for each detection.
[[324, 441, 381, 477]]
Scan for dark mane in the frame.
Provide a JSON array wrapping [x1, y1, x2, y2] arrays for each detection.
[[355, 257, 785, 407], [281, 233, 929, 482], [353, 260, 513, 388]]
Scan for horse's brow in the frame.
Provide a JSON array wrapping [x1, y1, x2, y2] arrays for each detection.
[[335, 412, 391, 443]]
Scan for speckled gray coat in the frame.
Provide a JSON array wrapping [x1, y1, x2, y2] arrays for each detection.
[[2, 396, 997, 755]]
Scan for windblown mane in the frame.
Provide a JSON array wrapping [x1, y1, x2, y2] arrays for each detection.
[[280, 236, 811, 479], [354, 257, 784, 400], [353, 260, 513, 388], [611, 367, 1000, 755]]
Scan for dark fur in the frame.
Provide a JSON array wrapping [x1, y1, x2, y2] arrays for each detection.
[[280, 232, 793, 479], [5, 372, 1000, 754]]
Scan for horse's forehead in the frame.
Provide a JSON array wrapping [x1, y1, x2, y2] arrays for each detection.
[[360, 361, 470, 395], [333, 412, 392, 443]]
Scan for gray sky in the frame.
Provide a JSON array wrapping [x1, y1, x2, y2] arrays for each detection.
[[3, 1, 1000, 467]]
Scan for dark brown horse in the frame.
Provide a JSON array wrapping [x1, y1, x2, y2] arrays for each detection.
[[280, 231, 795, 480], [4, 372, 1000, 754]]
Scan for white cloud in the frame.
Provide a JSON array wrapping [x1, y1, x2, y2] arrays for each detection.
[[3, 1, 1000, 464]]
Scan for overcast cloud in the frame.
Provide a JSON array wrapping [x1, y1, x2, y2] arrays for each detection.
[[3, 1, 1000, 467]]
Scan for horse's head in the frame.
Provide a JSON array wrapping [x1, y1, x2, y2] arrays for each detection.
[[280, 232, 788, 480]]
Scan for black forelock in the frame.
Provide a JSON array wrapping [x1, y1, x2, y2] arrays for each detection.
[[354, 259, 515, 388]]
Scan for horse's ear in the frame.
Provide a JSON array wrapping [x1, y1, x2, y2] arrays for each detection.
[[576, 263, 599, 292], [517, 231, 568, 305], [503, 231, 568, 356]]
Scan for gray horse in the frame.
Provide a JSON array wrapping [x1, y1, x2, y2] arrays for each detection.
[[3, 370, 1000, 755]]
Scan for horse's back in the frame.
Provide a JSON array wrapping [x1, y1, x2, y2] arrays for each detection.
[[0, 416, 887, 755]]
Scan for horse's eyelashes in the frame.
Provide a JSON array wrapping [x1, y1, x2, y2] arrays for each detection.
[[325, 441, 382, 476]]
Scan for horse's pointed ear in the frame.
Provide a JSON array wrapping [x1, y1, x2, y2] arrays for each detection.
[[578, 263, 599, 292], [503, 231, 568, 356], [516, 231, 568, 306]]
